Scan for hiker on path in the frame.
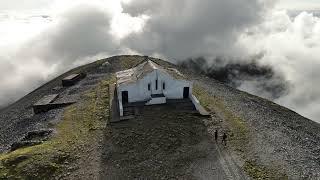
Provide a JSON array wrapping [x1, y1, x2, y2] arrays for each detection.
[[222, 133, 227, 146], [214, 130, 218, 142]]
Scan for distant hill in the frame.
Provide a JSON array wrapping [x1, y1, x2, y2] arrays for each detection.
[[0, 55, 319, 179]]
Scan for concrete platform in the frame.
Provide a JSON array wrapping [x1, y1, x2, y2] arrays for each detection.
[[62, 73, 86, 87], [34, 94, 59, 106], [33, 94, 75, 114], [190, 94, 210, 117]]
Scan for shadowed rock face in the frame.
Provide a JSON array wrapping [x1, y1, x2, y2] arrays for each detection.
[[179, 57, 289, 100]]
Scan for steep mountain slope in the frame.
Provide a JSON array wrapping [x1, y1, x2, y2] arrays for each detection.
[[0, 55, 319, 179]]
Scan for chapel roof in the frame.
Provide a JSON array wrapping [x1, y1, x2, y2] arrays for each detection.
[[116, 60, 185, 86]]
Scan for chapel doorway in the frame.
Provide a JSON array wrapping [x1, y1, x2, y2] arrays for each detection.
[[122, 91, 128, 104], [183, 87, 189, 99]]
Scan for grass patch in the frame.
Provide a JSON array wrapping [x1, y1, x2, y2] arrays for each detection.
[[119, 56, 145, 69], [244, 160, 288, 180], [193, 84, 249, 152], [0, 78, 114, 179]]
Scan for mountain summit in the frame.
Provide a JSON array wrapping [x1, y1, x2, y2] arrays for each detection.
[[0, 55, 319, 179]]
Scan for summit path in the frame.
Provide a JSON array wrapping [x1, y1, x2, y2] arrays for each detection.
[[97, 102, 248, 179]]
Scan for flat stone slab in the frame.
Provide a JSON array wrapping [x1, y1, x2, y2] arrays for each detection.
[[64, 74, 80, 80], [62, 73, 86, 87], [34, 94, 59, 106], [33, 94, 75, 114]]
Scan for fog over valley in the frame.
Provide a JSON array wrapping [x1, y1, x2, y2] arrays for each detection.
[[0, 0, 320, 123]]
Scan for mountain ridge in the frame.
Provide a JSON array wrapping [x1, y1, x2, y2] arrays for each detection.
[[0, 55, 319, 179]]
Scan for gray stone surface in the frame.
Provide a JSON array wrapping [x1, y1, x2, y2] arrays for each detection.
[[34, 94, 59, 106]]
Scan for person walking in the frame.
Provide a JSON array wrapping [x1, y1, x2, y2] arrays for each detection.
[[214, 130, 218, 142], [222, 133, 227, 146]]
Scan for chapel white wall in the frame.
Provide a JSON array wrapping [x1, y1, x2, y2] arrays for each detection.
[[159, 72, 192, 99], [117, 69, 193, 103]]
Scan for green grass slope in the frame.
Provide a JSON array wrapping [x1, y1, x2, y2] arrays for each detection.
[[0, 77, 113, 179]]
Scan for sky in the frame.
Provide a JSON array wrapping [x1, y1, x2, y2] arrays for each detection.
[[277, 0, 320, 10], [0, 0, 317, 11], [0, 0, 320, 123]]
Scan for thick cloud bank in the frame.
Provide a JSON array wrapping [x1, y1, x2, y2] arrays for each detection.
[[179, 57, 289, 100], [0, 0, 319, 122], [121, 0, 269, 60], [238, 10, 320, 121], [0, 0, 144, 107]]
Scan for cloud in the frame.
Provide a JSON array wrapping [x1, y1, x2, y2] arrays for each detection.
[[122, 0, 271, 60], [1, 0, 320, 123], [0, 0, 50, 11], [121, 1, 320, 122], [0, 56, 54, 107], [0, 0, 143, 107], [22, 4, 116, 66], [180, 57, 289, 100], [238, 10, 320, 121], [276, 0, 320, 10]]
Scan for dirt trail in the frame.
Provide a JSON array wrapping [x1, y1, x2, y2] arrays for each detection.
[[191, 76, 320, 179], [215, 144, 248, 180]]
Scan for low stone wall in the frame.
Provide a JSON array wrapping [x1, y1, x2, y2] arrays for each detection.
[[190, 94, 210, 116], [119, 100, 124, 117], [62, 73, 86, 87]]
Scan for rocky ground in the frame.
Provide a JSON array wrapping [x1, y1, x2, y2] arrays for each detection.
[[184, 70, 320, 179], [100, 101, 249, 179], [0, 55, 319, 179]]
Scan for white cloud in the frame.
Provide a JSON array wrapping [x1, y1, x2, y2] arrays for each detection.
[[122, 0, 269, 60], [0, 0, 147, 107], [0, 0, 320, 123], [110, 13, 149, 39], [276, 0, 320, 10], [238, 10, 320, 121]]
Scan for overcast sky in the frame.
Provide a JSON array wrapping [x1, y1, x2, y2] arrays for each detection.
[[277, 0, 320, 10], [0, 0, 320, 11], [0, 0, 320, 123]]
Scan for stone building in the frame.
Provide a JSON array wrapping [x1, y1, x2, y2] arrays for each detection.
[[116, 60, 199, 116]]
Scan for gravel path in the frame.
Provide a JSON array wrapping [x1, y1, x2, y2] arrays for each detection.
[[190, 140, 249, 180], [192, 75, 320, 179]]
